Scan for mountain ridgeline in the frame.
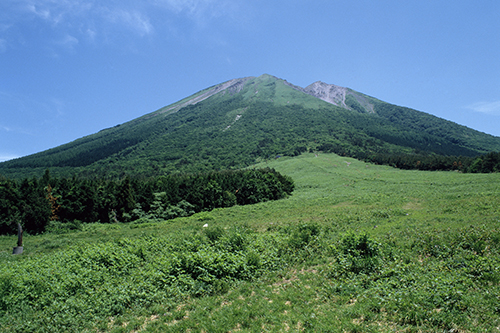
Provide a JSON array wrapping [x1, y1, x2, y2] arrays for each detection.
[[1, 74, 500, 178]]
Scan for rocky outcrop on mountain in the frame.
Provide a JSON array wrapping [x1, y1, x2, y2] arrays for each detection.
[[304, 81, 348, 107], [303, 81, 375, 113]]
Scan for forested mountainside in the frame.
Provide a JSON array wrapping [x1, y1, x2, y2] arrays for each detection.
[[1, 74, 499, 179]]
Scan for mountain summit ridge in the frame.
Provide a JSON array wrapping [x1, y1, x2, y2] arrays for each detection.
[[196, 74, 376, 113]]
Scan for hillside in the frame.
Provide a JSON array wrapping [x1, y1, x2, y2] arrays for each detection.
[[1, 153, 499, 332], [1, 74, 499, 179]]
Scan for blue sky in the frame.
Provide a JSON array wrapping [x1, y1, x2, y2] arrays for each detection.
[[1, 0, 500, 162]]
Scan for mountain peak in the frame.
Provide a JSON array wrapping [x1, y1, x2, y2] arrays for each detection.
[[2, 73, 499, 179]]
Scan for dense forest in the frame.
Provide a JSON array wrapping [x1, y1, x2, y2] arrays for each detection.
[[0, 168, 294, 235], [362, 151, 500, 172], [320, 148, 500, 173]]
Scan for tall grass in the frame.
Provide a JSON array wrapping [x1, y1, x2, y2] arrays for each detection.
[[1, 153, 499, 332]]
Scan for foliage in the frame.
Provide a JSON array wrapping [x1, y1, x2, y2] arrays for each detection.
[[331, 232, 381, 276], [0, 227, 287, 332], [360, 151, 473, 171], [1, 226, 499, 332], [0, 168, 294, 234], [288, 222, 321, 249], [467, 151, 500, 173]]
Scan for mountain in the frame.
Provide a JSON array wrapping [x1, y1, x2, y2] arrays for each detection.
[[1, 74, 500, 179]]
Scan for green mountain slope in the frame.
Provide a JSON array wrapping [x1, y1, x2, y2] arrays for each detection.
[[1, 74, 499, 178]]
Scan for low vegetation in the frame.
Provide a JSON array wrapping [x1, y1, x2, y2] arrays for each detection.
[[1, 153, 499, 332]]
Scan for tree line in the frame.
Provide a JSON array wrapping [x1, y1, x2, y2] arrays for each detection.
[[358, 151, 500, 173], [316, 141, 500, 173], [0, 168, 294, 235]]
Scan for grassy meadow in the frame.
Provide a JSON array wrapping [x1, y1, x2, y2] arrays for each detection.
[[1, 153, 499, 332]]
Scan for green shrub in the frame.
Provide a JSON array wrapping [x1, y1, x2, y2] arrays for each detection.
[[289, 222, 320, 249], [195, 211, 215, 221], [331, 233, 380, 277], [45, 219, 83, 234], [226, 232, 247, 251], [204, 226, 225, 243], [340, 232, 379, 258]]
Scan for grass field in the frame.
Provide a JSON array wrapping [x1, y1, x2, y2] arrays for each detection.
[[1, 153, 499, 332]]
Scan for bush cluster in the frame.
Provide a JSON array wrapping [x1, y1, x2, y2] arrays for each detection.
[[0, 226, 287, 332], [327, 227, 500, 331], [1, 225, 499, 331]]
